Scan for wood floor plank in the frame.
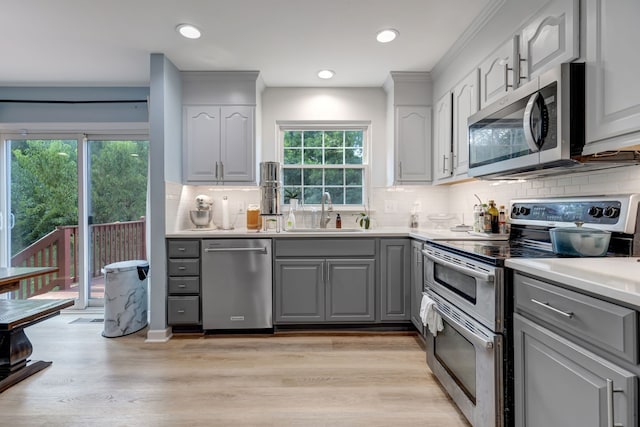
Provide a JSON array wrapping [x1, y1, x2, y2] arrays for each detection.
[[0, 314, 470, 426]]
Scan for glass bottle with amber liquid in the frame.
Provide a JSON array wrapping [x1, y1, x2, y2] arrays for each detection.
[[487, 200, 499, 233]]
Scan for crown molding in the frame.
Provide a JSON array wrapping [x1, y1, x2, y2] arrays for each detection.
[[431, 0, 506, 81]]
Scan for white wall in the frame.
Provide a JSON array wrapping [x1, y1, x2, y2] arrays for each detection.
[[261, 87, 388, 188]]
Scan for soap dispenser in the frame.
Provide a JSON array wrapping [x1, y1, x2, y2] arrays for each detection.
[[286, 199, 297, 230]]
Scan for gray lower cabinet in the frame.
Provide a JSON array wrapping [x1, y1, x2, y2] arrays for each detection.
[[274, 258, 375, 323], [274, 238, 377, 324], [514, 314, 637, 427], [326, 259, 375, 322], [166, 239, 201, 326], [410, 240, 425, 334], [379, 239, 411, 321], [514, 271, 638, 427], [274, 259, 324, 323]]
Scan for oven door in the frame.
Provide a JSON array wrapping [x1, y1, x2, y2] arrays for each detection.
[[423, 245, 503, 332], [425, 289, 503, 427]]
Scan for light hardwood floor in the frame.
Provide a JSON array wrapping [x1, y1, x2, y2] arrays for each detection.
[[1, 313, 470, 427]]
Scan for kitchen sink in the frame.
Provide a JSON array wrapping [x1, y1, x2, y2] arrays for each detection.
[[284, 228, 364, 233]]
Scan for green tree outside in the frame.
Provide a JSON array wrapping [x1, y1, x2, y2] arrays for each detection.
[[10, 139, 148, 256]]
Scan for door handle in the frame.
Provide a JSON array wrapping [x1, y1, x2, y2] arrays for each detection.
[[523, 92, 548, 153], [606, 378, 624, 427], [422, 250, 494, 282], [530, 299, 573, 318], [204, 247, 268, 254], [433, 304, 494, 349]]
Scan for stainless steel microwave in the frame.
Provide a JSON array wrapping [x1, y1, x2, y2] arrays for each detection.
[[467, 63, 585, 179]]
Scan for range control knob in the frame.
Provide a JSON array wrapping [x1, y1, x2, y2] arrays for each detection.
[[512, 206, 519, 216], [588, 206, 603, 218], [603, 206, 620, 218], [519, 207, 531, 216]]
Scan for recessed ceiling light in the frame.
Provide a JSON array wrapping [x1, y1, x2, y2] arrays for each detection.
[[376, 29, 398, 43], [317, 70, 335, 79], [176, 24, 201, 39]]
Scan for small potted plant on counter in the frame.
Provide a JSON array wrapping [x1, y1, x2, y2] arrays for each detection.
[[356, 203, 371, 230]]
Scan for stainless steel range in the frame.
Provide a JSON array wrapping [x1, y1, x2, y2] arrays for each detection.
[[422, 194, 640, 427]]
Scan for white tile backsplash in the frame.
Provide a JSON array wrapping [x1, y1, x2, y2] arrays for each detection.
[[166, 165, 640, 233]]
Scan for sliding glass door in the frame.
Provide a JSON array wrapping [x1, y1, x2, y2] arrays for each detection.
[[1, 134, 148, 308], [86, 139, 149, 305]]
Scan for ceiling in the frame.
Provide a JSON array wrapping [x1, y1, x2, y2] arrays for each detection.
[[1, 0, 492, 87]]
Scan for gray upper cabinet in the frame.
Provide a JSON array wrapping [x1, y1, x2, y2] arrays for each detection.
[[379, 239, 411, 322], [326, 259, 375, 322], [433, 92, 453, 182], [385, 71, 433, 185], [395, 106, 433, 183], [479, 38, 515, 109], [518, 0, 579, 84], [433, 69, 479, 184], [515, 314, 637, 427], [451, 69, 479, 178], [183, 105, 255, 184], [584, 0, 640, 150]]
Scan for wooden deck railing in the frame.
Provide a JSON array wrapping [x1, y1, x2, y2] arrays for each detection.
[[10, 219, 146, 299]]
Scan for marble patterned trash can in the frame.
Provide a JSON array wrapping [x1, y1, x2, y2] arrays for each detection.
[[102, 260, 149, 338]]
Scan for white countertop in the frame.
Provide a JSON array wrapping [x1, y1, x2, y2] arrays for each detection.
[[166, 226, 508, 241], [506, 257, 640, 309]]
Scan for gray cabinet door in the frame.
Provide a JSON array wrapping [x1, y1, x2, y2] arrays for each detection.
[[220, 105, 254, 183], [326, 259, 375, 322], [410, 240, 424, 333], [379, 239, 411, 321], [514, 314, 637, 427], [395, 106, 432, 183], [274, 259, 324, 323]]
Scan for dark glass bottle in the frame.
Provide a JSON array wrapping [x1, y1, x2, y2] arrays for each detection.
[[488, 200, 499, 233]]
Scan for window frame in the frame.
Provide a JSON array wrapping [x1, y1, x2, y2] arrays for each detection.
[[276, 121, 371, 209]]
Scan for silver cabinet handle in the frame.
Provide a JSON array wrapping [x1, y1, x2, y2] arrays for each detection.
[[433, 305, 494, 349], [9, 212, 15, 230], [442, 155, 450, 174], [606, 378, 625, 427], [178, 284, 186, 288], [398, 161, 403, 179], [177, 247, 186, 252], [215, 162, 219, 180], [220, 162, 224, 180], [530, 299, 573, 318], [177, 309, 185, 314], [505, 62, 513, 90], [422, 250, 494, 282], [178, 266, 187, 270]]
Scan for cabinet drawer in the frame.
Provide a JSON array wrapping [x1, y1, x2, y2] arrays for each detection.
[[275, 238, 375, 257], [515, 272, 638, 363], [168, 259, 200, 276], [167, 296, 200, 325], [168, 277, 200, 294], [167, 240, 200, 258]]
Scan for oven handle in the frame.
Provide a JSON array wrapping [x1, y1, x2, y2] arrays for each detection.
[[433, 305, 494, 350], [422, 250, 494, 282]]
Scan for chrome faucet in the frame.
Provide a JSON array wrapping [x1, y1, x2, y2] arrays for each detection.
[[320, 192, 333, 228]]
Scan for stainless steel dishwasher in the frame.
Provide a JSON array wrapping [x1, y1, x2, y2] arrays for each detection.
[[201, 239, 272, 330]]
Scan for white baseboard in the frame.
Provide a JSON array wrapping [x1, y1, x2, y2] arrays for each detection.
[[145, 327, 172, 342]]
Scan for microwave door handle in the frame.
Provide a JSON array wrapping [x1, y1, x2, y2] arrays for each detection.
[[433, 305, 494, 349], [422, 250, 494, 282], [523, 92, 542, 153]]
